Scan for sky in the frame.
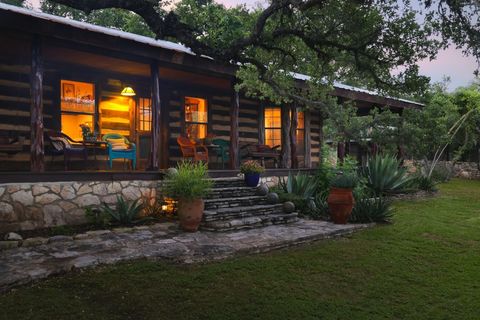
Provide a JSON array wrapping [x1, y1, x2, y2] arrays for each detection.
[[26, 0, 478, 91]]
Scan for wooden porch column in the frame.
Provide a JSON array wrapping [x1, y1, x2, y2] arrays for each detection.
[[30, 35, 45, 172], [280, 104, 291, 168], [258, 102, 265, 144], [304, 110, 312, 168], [160, 91, 170, 169], [148, 61, 161, 170], [229, 84, 240, 169], [290, 105, 298, 169]]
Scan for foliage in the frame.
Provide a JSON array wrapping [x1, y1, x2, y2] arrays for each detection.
[[278, 191, 318, 218], [330, 173, 357, 189], [240, 160, 265, 174], [141, 199, 165, 218], [279, 172, 317, 199], [101, 196, 143, 225], [85, 206, 111, 228], [44, 0, 480, 109], [350, 195, 394, 223], [164, 161, 212, 200], [411, 175, 438, 192], [361, 155, 410, 195]]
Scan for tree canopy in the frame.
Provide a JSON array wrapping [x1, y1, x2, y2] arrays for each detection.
[[8, 0, 473, 109]]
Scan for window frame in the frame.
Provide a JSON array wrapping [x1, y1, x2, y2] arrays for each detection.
[[264, 106, 282, 148], [183, 96, 209, 139], [296, 110, 306, 155]]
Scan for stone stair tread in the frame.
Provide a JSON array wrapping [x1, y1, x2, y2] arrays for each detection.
[[201, 212, 299, 231], [209, 186, 255, 192], [212, 203, 283, 214], [204, 195, 264, 203]]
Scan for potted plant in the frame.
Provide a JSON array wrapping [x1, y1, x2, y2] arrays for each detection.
[[240, 160, 265, 187], [164, 161, 213, 232], [327, 173, 357, 224], [80, 124, 97, 142]]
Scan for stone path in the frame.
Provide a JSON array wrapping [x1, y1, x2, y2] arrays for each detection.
[[0, 220, 370, 292]]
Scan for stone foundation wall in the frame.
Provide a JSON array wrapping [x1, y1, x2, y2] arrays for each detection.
[[0, 180, 159, 233]]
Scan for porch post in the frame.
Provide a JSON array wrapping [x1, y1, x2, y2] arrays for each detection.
[[160, 91, 170, 169], [280, 104, 291, 168], [229, 83, 240, 169], [149, 61, 161, 170], [290, 104, 298, 169], [30, 35, 45, 172], [304, 110, 312, 168], [258, 102, 265, 144]]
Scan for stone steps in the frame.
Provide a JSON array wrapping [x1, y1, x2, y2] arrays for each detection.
[[204, 195, 268, 210], [200, 177, 298, 232], [203, 203, 285, 222], [209, 177, 245, 188], [207, 187, 258, 199], [201, 212, 299, 231]]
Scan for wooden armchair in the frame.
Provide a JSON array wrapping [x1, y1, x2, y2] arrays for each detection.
[[177, 136, 208, 163], [240, 143, 280, 168], [45, 131, 88, 170]]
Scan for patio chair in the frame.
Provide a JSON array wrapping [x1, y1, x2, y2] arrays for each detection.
[[45, 131, 88, 170], [212, 138, 229, 169], [177, 136, 208, 163], [102, 133, 136, 170]]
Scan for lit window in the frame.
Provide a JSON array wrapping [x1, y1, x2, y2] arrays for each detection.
[[61, 80, 95, 140], [185, 97, 208, 139], [264, 107, 282, 147], [138, 98, 152, 132], [296, 111, 305, 155]]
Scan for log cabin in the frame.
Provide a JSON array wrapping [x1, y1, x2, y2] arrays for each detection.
[[0, 3, 423, 181]]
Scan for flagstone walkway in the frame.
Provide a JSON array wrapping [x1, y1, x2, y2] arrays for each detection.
[[0, 220, 370, 292]]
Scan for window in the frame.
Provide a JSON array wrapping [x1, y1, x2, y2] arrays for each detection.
[[264, 107, 282, 147], [185, 97, 208, 139], [296, 111, 305, 155], [138, 98, 152, 132], [61, 80, 95, 140]]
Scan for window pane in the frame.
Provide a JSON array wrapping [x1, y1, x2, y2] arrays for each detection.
[[61, 114, 94, 140], [61, 80, 95, 114], [297, 111, 305, 129], [296, 130, 305, 155], [138, 98, 152, 132], [265, 128, 281, 147], [186, 123, 207, 139], [185, 97, 208, 124]]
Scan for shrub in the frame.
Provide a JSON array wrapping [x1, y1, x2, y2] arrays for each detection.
[[330, 173, 357, 189], [240, 160, 265, 174], [361, 155, 410, 195], [279, 172, 317, 199], [85, 206, 111, 228], [412, 174, 438, 192], [350, 195, 394, 223], [164, 161, 213, 200], [101, 196, 143, 225]]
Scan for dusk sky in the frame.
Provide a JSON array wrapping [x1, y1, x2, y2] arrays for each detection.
[[27, 0, 478, 91]]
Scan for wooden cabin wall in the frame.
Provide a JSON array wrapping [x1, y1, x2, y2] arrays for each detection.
[[310, 109, 322, 167]]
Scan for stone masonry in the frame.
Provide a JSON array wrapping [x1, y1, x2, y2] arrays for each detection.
[[0, 180, 159, 233]]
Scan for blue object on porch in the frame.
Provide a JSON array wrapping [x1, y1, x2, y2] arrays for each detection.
[[244, 173, 260, 187], [212, 139, 229, 169], [102, 133, 136, 170]]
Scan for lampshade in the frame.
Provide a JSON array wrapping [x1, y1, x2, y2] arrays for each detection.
[[121, 86, 136, 96]]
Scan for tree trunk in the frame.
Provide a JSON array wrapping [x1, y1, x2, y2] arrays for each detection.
[[337, 142, 345, 164], [229, 85, 240, 169], [30, 35, 45, 172], [148, 61, 161, 170], [290, 105, 298, 169], [280, 105, 291, 168]]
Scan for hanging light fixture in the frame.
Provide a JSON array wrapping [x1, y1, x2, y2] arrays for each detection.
[[121, 86, 136, 96]]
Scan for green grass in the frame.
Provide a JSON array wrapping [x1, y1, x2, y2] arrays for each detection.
[[1, 179, 480, 320]]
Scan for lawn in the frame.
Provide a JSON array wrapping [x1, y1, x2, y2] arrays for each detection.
[[1, 179, 480, 320]]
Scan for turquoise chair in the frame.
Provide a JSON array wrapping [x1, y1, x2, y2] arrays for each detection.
[[212, 139, 229, 169], [102, 133, 136, 170]]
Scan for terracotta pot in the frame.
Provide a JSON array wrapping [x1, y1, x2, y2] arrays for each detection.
[[327, 187, 355, 224], [177, 198, 205, 232]]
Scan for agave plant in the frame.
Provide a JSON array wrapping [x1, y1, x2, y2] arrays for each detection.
[[101, 196, 143, 225], [279, 172, 317, 199], [361, 155, 410, 196], [350, 195, 394, 223]]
